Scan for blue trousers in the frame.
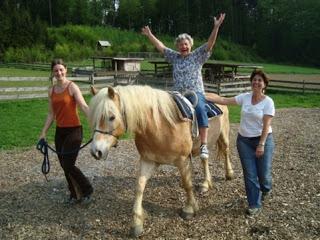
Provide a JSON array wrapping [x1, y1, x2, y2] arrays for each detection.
[[185, 92, 208, 128], [236, 133, 275, 208]]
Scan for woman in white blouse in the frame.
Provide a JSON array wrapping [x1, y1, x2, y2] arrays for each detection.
[[206, 70, 275, 217]]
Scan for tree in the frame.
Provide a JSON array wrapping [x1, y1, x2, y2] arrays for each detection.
[[116, 0, 141, 29]]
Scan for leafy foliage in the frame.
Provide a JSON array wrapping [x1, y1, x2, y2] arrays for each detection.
[[0, 0, 319, 66]]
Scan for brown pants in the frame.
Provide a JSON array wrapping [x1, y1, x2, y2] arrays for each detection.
[[55, 126, 93, 199]]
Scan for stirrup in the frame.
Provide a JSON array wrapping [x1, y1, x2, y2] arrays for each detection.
[[183, 90, 198, 108]]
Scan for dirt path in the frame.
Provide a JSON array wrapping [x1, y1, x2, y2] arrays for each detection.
[[0, 108, 319, 239], [269, 74, 320, 82]]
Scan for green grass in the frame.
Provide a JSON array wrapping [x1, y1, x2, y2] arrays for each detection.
[[0, 98, 90, 151], [0, 95, 133, 151], [0, 81, 51, 87], [0, 91, 319, 150], [0, 67, 50, 77], [268, 90, 320, 108]]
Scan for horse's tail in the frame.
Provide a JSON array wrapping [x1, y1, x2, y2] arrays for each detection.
[[215, 105, 230, 161]]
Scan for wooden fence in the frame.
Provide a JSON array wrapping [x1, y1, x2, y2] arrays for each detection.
[[0, 62, 50, 71], [1, 74, 319, 101], [134, 74, 320, 95], [0, 76, 114, 101], [268, 79, 320, 93]]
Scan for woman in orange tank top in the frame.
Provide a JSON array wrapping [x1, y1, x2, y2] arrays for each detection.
[[39, 59, 93, 205]]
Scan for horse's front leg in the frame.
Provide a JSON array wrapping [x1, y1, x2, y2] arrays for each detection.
[[130, 159, 158, 238], [177, 156, 199, 220], [199, 158, 213, 194]]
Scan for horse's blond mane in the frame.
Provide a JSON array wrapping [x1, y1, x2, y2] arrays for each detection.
[[89, 85, 179, 133]]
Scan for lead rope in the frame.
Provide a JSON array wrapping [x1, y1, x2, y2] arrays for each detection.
[[36, 138, 92, 181]]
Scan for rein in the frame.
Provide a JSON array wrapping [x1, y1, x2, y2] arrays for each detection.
[[36, 138, 92, 181]]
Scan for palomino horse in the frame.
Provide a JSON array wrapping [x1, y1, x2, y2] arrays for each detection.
[[89, 85, 234, 237]]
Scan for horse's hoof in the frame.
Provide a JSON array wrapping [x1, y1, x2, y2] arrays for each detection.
[[199, 186, 209, 195], [130, 225, 144, 238], [225, 174, 234, 181], [179, 209, 195, 220]]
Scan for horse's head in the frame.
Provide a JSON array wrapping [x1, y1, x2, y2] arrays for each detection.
[[89, 86, 126, 160]]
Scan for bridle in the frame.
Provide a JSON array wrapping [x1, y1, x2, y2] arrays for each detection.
[[93, 101, 128, 139], [92, 127, 120, 149], [93, 128, 119, 138]]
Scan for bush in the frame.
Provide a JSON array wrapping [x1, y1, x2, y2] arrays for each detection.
[[3, 25, 264, 63], [3, 46, 49, 63], [53, 43, 71, 60]]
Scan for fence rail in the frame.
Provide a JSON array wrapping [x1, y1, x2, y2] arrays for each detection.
[[0, 62, 50, 71], [269, 79, 320, 93], [1, 74, 319, 101], [0, 75, 115, 101]]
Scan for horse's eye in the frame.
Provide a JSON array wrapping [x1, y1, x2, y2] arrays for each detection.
[[109, 116, 115, 121]]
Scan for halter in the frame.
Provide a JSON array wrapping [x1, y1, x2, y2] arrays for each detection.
[[93, 128, 120, 150], [93, 128, 119, 138], [93, 99, 128, 138]]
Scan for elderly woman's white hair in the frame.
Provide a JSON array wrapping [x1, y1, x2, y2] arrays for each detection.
[[175, 33, 194, 47]]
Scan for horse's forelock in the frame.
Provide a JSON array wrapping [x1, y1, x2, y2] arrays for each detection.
[[89, 88, 120, 129]]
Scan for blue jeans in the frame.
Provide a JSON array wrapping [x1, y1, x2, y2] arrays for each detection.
[[185, 92, 208, 128], [236, 133, 275, 208]]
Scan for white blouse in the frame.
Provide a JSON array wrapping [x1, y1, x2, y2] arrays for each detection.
[[235, 92, 275, 137]]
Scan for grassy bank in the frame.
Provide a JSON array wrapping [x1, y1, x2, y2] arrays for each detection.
[[0, 91, 319, 150]]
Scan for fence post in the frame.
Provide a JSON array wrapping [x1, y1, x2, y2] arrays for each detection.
[[49, 75, 54, 86], [217, 77, 221, 95], [90, 74, 95, 85], [302, 80, 305, 94]]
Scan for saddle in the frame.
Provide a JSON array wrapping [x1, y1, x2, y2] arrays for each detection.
[[170, 91, 223, 138]]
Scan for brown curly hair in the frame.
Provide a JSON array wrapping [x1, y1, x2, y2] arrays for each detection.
[[250, 69, 269, 92]]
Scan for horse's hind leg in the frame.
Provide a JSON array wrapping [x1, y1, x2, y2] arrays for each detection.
[[199, 158, 213, 194], [177, 156, 199, 220], [218, 130, 234, 180], [130, 159, 158, 238]]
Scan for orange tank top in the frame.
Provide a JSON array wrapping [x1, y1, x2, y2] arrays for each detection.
[[51, 82, 81, 127]]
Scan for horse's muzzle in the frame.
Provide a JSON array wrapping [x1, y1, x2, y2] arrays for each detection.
[[90, 148, 109, 160]]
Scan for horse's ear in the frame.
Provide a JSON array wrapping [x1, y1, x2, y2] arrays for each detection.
[[108, 86, 116, 99], [90, 85, 98, 95]]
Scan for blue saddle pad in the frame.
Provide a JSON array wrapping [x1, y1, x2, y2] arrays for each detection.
[[170, 92, 193, 120], [171, 92, 223, 120], [206, 101, 223, 119]]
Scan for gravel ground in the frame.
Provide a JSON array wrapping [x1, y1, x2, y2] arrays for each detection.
[[0, 108, 319, 240]]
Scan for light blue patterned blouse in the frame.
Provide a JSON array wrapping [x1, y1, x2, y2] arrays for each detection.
[[164, 43, 211, 93]]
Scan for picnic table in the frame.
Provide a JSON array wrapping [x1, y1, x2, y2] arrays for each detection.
[[148, 59, 263, 81], [148, 59, 172, 76], [203, 61, 263, 82]]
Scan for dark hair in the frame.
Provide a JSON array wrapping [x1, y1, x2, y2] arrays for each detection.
[[250, 69, 269, 92], [51, 58, 66, 71]]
